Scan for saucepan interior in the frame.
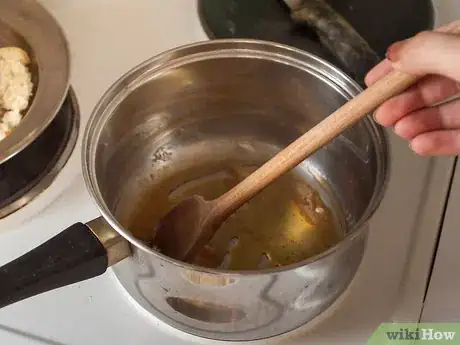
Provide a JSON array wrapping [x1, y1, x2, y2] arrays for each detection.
[[84, 39, 389, 273]]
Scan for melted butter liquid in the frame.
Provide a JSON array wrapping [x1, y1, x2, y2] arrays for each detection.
[[127, 163, 344, 271]]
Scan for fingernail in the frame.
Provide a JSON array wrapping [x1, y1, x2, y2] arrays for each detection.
[[372, 112, 378, 122], [372, 109, 383, 124], [385, 40, 407, 62]]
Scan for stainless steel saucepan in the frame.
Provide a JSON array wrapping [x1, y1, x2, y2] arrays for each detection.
[[0, 40, 389, 341]]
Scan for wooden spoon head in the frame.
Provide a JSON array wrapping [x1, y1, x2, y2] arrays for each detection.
[[153, 195, 216, 261]]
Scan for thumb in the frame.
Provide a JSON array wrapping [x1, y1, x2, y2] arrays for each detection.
[[386, 31, 460, 82]]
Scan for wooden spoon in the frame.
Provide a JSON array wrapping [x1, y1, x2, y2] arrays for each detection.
[[152, 68, 418, 262], [153, 24, 460, 262]]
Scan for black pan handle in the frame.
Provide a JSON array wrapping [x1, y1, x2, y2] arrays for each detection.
[[0, 218, 130, 308], [287, 0, 381, 85]]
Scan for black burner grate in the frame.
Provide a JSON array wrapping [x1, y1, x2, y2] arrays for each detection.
[[198, 0, 434, 80]]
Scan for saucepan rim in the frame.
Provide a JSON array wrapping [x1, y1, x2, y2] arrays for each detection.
[[82, 38, 390, 276]]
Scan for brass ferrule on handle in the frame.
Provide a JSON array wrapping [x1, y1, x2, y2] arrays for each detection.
[[87, 217, 131, 266]]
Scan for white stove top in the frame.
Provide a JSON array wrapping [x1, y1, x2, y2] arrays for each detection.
[[0, 1, 458, 344]]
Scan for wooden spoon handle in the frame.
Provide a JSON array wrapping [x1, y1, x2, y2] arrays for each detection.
[[212, 23, 460, 220], [211, 70, 418, 218]]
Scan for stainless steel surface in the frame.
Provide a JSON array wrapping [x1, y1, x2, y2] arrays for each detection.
[[82, 39, 389, 340], [0, 88, 79, 219], [87, 217, 131, 266], [0, 0, 70, 163]]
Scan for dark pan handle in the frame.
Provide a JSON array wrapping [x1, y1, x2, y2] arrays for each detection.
[[0, 218, 130, 308], [287, 0, 381, 85]]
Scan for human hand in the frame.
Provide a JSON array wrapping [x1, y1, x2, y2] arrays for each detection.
[[365, 21, 460, 156]]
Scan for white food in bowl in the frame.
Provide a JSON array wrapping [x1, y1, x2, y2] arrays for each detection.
[[0, 46, 33, 142]]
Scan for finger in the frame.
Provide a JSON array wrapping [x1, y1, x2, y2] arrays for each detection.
[[436, 20, 460, 33], [364, 59, 393, 87], [373, 75, 460, 126], [387, 31, 460, 82], [366, 21, 460, 86], [394, 97, 460, 139], [410, 129, 460, 156]]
